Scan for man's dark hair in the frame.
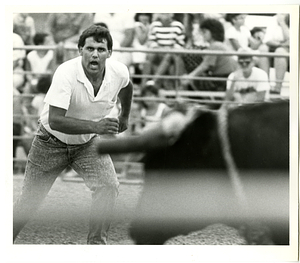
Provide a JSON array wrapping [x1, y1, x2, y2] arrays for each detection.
[[33, 33, 48, 45], [141, 84, 159, 97], [78, 25, 113, 51], [225, 13, 243, 24], [200, 18, 225, 42], [134, 13, 153, 22], [140, 83, 159, 109], [250, 27, 264, 37]]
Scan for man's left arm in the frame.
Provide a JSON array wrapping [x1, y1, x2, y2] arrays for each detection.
[[118, 80, 133, 133]]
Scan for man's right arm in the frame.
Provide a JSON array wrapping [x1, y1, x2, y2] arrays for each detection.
[[48, 105, 119, 135]]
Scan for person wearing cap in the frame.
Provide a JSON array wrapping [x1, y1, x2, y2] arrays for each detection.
[[224, 49, 270, 104]]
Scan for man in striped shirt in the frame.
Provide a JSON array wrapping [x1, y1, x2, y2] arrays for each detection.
[[142, 13, 185, 89]]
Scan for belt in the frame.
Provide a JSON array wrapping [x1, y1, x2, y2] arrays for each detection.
[[39, 123, 65, 144]]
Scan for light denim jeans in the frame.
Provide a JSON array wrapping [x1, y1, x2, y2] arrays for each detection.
[[13, 123, 119, 244]]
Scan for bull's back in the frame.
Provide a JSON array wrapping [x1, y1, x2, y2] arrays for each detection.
[[228, 100, 289, 170]]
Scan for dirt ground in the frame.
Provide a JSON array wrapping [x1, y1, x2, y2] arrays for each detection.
[[13, 173, 248, 246], [13, 174, 142, 245]]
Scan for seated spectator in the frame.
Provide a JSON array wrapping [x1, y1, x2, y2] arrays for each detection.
[[22, 76, 52, 154], [45, 13, 94, 65], [116, 81, 171, 167], [139, 81, 170, 132], [250, 27, 265, 45], [13, 86, 23, 174], [131, 13, 153, 85], [26, 33, 54, 82], [13, 33, 26, 93], [181, 18, 237, 91], [225, 14, 262, 52], [142, 13, 185, 90], [26, 33, 54, 72], [13, 33, 27, 173], [224, 48, 270, 104], [22, 33, 53, 133], [178, 14, 209, 77], [31, 76, 52, 122], [259, 13, 289, 94], [13, 13, 36, 45]]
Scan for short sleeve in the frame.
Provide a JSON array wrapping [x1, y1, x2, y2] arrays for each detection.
[[44, 65, 72, 110], [226, 26, 237, 40], [226, 72, 235, 90]]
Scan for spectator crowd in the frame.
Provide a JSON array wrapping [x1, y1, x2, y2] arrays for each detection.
[[13, 12, 290, 173]]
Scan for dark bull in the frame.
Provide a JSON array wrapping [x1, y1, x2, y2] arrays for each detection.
[[97, 100, 289, 245]]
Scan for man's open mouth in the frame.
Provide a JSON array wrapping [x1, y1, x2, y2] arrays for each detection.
[[90, 61, 99, 66]]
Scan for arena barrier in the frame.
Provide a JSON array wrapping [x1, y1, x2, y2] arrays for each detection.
[[12, 45, 290, 179]]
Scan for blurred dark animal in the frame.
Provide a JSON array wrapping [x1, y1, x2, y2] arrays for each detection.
[[98, 100, 289, 245]]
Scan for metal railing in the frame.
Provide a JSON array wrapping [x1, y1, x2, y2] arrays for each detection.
[[12, 45, 290, 177]]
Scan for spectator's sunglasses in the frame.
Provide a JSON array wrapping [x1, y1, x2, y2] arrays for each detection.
[[238, 59, 252, 67]]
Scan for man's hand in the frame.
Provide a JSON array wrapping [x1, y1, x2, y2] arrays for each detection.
[[118, 116, 129, 133], [95, 118, 119, 135]]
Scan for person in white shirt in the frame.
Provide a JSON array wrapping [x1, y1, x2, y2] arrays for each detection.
[[225, 49, 270, 104], [225, 14, 261, 52], [13, 25, 133, 245], [26, 33, 54, 75], [258, 13, 289, 94]]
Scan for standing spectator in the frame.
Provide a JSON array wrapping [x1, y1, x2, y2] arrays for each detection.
[[30, 76, 52, 129], [258, 13, 289, 94], [225, 49, 270, 104], [142, 13, 185, 89], [13, 25, 133, 245], [181, 18, 237, 91], [13, 13, 36, 45], [45, 13, 94, 64], [225, 14, 261, 52], [93, 13, 135, 66]]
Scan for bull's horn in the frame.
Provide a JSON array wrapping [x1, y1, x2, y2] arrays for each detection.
[[97, 111, 190, 155]]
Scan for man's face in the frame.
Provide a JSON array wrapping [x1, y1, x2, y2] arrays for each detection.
[[238, 57, 254, 75], [79, 36, 111, 75], [233, 14, 246, 26], [201, 29, 212, 43], [158, 13, 173, 23], [138, 14, 151, 26]]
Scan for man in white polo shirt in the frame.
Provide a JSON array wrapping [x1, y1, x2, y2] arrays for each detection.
[[13, 25, 133, 245]]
